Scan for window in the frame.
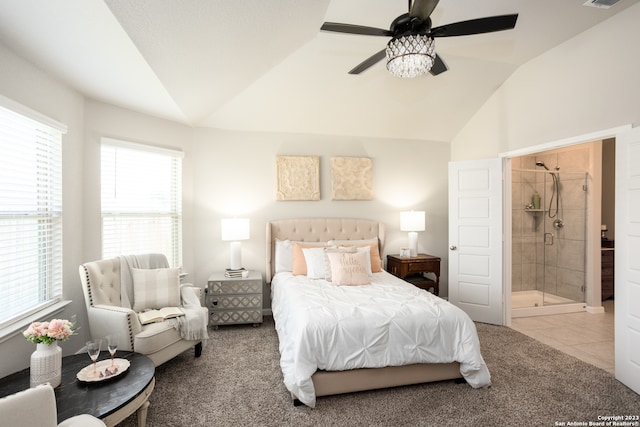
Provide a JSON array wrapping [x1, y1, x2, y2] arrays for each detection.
[[0, 100, 65, 329], [101, 138, 183, 267]]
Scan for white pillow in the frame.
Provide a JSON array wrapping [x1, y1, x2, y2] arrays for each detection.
[[275, 239, 293, 273], [275, 239, 328, 274], [131, 267, 181, 312], [302, 247, 328, 279], [355, 245, 373, 276], [326, 251, 370, 286]]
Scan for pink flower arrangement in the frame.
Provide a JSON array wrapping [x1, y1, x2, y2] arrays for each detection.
[[23, 319, 75, 345]]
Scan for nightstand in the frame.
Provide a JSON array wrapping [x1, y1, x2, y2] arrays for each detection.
[[206, 271, 263, 328], [386, 254, 441, 295]]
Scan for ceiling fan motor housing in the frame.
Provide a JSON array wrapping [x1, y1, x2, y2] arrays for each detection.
[[390, 14, 432, 36]]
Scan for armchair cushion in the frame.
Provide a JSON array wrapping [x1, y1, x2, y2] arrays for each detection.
[[135, 321, 184, 355], [131, 267, 181, 312]]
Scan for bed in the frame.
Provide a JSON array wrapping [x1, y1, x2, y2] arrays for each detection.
[[266, 218, 490, 408]]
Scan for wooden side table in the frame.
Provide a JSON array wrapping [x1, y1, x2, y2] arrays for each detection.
[[387, 254, 441, 295]]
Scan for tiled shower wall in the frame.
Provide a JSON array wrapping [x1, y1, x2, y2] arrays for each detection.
[[512, 146, 589, 302]]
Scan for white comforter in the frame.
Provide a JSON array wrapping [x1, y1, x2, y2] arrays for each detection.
[[271, 271, 491, 407]]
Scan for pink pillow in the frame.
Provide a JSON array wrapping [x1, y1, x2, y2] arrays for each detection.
[[324, 246, 357, 281], [326, 251, 370, 286], [329, 239, 382, 272], [367, 242, 382, 273]]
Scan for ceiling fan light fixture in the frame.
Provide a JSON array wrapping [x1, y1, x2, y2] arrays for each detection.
[[385, 34, 435, 78]]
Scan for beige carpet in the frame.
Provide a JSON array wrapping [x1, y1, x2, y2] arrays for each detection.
[[118, 317, 640, 427]]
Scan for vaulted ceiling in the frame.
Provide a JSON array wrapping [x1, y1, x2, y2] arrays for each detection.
[[0, 0, 635, 141]]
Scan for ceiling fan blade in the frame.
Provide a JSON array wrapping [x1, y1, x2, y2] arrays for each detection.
[[348, 49, 387, 75], [410, 0, 440, 20], [321, 22, 393, 37], [429, 53, 448, 76], [430, 14, 518, 38]]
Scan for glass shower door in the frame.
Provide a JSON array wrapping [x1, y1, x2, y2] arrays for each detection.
[[541, 171, 588, 305]]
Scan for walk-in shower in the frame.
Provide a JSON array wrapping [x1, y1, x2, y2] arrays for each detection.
[[511, 161, 588, 317]]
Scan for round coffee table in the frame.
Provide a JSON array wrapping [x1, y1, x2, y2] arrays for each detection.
[[0, 351, 155, 427]]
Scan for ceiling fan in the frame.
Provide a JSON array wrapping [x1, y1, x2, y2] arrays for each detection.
[[320, 0, 518, 78]]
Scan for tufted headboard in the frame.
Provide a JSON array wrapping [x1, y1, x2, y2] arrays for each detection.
[[265, 218, 385, 283]]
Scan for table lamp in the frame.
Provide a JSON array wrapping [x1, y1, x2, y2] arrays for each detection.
[[400, 211, 425, 257], [221, 218, 250, 271]]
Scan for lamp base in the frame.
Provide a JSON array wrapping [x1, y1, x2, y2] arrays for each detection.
[[408, 232, 418, 258], [229, 241, 242, 270]]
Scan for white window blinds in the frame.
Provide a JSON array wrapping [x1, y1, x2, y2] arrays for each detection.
[[101, 139, 183, 268], [0, 103, 64, 329]]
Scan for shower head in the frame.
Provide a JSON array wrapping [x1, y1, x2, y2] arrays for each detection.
[[535, 161, 549, 170]]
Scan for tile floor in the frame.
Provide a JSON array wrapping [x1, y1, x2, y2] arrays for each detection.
[[509, 300, 615, 374]]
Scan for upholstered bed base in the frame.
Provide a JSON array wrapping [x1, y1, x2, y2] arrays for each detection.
[[266, 218, 465, 404], [301, 362, 462, 403]]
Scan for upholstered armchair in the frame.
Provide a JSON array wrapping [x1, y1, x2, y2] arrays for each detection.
[[0, 384, 105, 427], [79, 254, 208, 366]]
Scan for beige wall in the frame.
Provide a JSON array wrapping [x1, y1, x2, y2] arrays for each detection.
[[450, 4, 640, 314], [190, 128, 450, 305], [0, 40, 451, 376], [451, 2, 640, 160], [81, 107, 452, 309], [2, 3, 638, 377], [0, 42, 87, 376], [82, 100, 196, 273]]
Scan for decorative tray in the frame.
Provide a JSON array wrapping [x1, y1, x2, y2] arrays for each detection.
[[77, 358, 130, 382]]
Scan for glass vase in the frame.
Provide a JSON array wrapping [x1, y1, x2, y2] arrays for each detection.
[[30, 341, 62, 388]]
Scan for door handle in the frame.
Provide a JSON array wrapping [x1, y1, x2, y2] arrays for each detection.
[[450, 245, 457, 251]]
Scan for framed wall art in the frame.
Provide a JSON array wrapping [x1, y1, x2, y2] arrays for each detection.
[[330, 157, 373, 201], [275, 155, 320, 201]]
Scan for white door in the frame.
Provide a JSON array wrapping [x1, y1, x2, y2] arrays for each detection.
[[449, 158, 504, 325], [615, 126, 640, 394]]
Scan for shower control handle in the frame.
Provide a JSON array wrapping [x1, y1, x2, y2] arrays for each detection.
[[544, 233, 554, 245], [450, 245, 457, 251]]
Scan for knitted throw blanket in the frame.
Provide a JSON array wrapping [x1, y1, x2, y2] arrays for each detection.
[[120, 254, 209, 342]]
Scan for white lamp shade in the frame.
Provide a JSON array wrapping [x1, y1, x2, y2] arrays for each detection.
[[400, 211, 425, 232], [221, 218, 250, 241]]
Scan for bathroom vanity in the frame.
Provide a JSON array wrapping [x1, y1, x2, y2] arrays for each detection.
[[601, 239, 614, 301]]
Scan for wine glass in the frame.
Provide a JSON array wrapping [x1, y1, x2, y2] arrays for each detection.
[[106, 335, 118, 366], [86, 340, 101, 377]]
